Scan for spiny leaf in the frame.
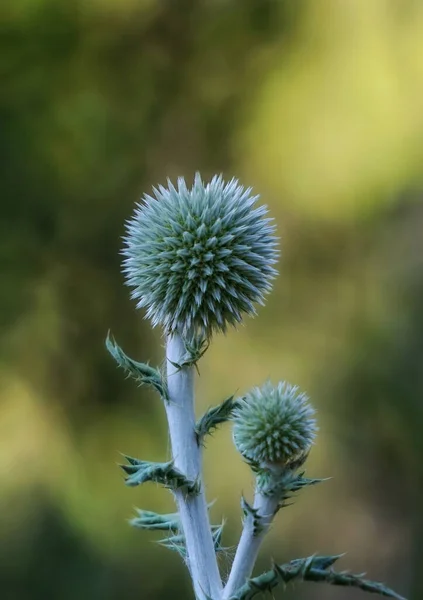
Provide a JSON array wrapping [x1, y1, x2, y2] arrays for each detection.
[[157, 522, 226, 557], [129, 508, 180, 532], [158, 532, 186, 547], [130, 501, 216, 533], [106, 332, 168, 399], [228, 555, 406, 600], [289, 553, 345, 571], [211, 520, 226, 553], [195, 395, 239, 445], [255, 458, 328, 506], [169, 333, 210, 374], [120, 455, 199, 495], [157, 533, 188, 560], [272, 471, 328, 510], [241, 496, 265, 537], [287, 471, 329, 492]]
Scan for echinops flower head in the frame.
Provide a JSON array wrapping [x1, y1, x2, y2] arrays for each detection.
[[122, 174, 279, 336], [232, 381, 317, 467]]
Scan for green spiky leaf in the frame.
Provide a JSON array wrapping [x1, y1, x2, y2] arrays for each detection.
[[260, 471, 328, 507], [130, 501, 216, 533], [120, 455, 199, 495], [157, 521, 226, 558], [169, 334, 210, 374], [289, 553, 345, 571], [241, 496, 265, 537], [157, 533, 188, 560], [106, 332, 168, 399], [211, 520, 226, 553], [254, 453, 328, 504], [228, 555, 406, 600], [129, 509, 180, 532], [195, 395, 239, 445]]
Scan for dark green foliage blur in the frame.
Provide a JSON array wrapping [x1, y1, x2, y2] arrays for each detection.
[[1, 1, 423, 599]]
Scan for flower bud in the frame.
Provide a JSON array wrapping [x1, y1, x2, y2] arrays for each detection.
[[232, 381, 317, 468]]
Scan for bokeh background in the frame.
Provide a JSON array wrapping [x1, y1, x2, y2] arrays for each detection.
[[2, 1, 423, 599]]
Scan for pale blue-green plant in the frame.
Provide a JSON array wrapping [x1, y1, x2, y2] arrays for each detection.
[[107, 174, 405, 600]]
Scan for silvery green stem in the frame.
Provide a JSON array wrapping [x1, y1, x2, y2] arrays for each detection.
[[165, 333, 223, 600], [223, 491, 279, 599]]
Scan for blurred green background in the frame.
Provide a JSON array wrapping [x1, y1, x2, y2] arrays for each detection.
[[1, 0, 423, 599]]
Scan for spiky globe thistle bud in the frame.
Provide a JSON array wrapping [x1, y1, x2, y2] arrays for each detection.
[[232, 381, 317, 468], [122, 174, 279, 336]]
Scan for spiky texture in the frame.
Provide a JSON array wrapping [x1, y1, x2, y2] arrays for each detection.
[[195, 395, 239, 445], [120, 455, 200, 495], [129, 508, 180, 532], [227, 555, 405, 600], [232, 381, 317, 467], [122, 173, 279, 336], [157, 521, 226, 559], [106, 332, 167, 399]]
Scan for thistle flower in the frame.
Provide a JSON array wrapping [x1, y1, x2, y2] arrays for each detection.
[[122, 173, 279, 336], [232, 381, 317, 468], [111, 174, 405, 600]]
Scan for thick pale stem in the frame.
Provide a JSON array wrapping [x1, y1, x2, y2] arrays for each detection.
[[223, 491, 279, 599], [165, 333, 223, 600]]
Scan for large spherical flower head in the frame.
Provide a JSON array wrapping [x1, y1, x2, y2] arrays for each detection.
[[232, 381, 317, 468], [122, 174, 279, 336]]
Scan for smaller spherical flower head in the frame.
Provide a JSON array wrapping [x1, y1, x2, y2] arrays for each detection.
[[122, 173, 279, 336], [232, 381, 317, 468]]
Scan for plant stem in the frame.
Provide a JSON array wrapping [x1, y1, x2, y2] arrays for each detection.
[[223, 491, 279, 599], [165, 333, 223, 600]]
